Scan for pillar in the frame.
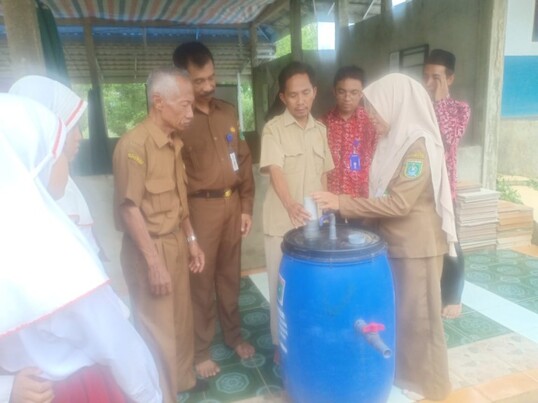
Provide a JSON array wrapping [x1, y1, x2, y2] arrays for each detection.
[[475, 0, 508, 189], [290, 0, 302, 61], [2, 0, 46, 77], [335, 0, 349, 65]]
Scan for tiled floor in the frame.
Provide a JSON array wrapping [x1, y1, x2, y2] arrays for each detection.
[[177, 247, 538, 403], [432, 245, 538, 403], [77, 175, 538, 402], [465, 250, 538, 313], [179, 278, 284, 403]]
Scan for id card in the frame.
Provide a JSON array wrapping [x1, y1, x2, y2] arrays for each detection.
[[350, 154, 361, 171], [229, 152, 239, 172]]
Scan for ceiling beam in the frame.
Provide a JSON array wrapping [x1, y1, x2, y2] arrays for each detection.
[[254, 0, 288, 24]]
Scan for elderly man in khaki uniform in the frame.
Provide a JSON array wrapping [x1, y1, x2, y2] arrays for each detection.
[[113, 67, 206, 403], [260, 61, 334, 364], [173, 41, 255, 378]]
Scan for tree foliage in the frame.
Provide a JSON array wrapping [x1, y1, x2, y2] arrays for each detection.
[[101, 83, 147, 137], [73, 82, 147, 138], [240, 82, 255, 131], [275, 23, 319, 58], [74, 82, 255, 137]]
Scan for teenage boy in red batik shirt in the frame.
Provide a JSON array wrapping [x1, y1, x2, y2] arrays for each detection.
[[423, 49, 471, 320], [322, 66, 377, 199]]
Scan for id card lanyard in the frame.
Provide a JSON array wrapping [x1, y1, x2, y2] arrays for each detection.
[[350, 139, 361, 171], [226, 132, 239, 172]]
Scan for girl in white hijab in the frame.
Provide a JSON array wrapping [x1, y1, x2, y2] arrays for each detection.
[[0, 94, 161, 403], [314, 74, 457, 401], [10, 75, 102, 256]]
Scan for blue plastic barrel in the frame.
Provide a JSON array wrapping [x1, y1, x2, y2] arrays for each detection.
[[278, 224, 395, 403]]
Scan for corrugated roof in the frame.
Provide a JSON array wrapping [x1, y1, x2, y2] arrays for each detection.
[[40, 0, 275, 24], [0, 0, 382, 84]]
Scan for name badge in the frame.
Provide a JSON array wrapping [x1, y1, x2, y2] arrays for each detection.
[[226, 132, 239, 172], [229, 152, 239, 172], [350, 154, 361, 171]]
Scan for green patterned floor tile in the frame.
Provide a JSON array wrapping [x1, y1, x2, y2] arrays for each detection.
[[179, 363, 267, 402], [238, 278, 267, 312], [250, 328, 275, 353], [465, 250, 538, 305], [210, 342, 238, 369], [238, 291, 266, 311], [208, 362, 267, 402], [444, 322, 476, 348], [241, 307, 271, 330], [254, 350, 283, 394], [443, 305, 497, 348], [489, 282, 537, 300], [445, 310, 511, 345]]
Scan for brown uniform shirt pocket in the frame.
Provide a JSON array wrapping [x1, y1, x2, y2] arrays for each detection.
[[144, 178, 176, 214]]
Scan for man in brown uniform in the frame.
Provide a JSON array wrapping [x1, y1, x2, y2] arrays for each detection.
[[173, 41, 255, 378], [113, 66, 206, 403]]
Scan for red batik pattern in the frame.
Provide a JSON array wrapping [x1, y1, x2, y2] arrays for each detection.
[[434, 97, 471, 199], [322, 107, 377, 198]]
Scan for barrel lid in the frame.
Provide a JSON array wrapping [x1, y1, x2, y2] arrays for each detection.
[[282, 224, 386, 262]]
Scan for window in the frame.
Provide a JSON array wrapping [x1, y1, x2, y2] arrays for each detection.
[[389, 44, 429, 80]]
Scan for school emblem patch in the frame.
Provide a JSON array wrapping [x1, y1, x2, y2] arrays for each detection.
[[404, 160, 423, 178]]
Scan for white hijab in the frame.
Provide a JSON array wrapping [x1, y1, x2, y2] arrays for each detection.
[[0, 94, 108, 337], [363, 73, 457, 245], [10, 75, 87, 132], [10, 76, 94, 226]]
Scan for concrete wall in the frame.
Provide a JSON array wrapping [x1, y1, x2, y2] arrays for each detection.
[[251, 1, 486, 184], [340, 0, 481, 144], [498, 119, 538, 177], [338, 0, 489, 184]]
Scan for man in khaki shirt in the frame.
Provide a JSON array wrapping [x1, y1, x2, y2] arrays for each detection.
[[259, 61, 334, 363], [173, 41, 255, 378], [113, 67, 206, 403]]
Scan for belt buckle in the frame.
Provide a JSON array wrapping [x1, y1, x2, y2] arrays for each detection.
[[223, 188, 232, 198]]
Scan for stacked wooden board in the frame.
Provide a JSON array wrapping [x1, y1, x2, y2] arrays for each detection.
[[455, 182, 500, 252], [497, 200, 534, 249]]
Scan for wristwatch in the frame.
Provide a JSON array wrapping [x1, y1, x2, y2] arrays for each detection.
[[186, 234, 197, 243]]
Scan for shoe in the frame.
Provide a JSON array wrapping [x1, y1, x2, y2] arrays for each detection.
[[186, 378, 209, 393]]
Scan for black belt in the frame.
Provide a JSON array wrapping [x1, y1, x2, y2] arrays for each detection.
[[189, 187, 236, 199]]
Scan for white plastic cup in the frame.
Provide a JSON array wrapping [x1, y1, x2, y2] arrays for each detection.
[[303, 196, 319, 239], [303, 196, 318, 220]]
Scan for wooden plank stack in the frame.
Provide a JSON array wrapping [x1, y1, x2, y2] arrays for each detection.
[[455, 182, 500, 252], [497, 200, 534, 249]]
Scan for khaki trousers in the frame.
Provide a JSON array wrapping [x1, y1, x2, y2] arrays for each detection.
[[264, 235, 283, 345], [390, 256, 451, 400], [188, 192, 243, 363], [121, 230, 195, 403]]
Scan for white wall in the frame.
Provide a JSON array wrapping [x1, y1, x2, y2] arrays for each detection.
[[499, 0, 538, 178], [505, 0, 538, 55]]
